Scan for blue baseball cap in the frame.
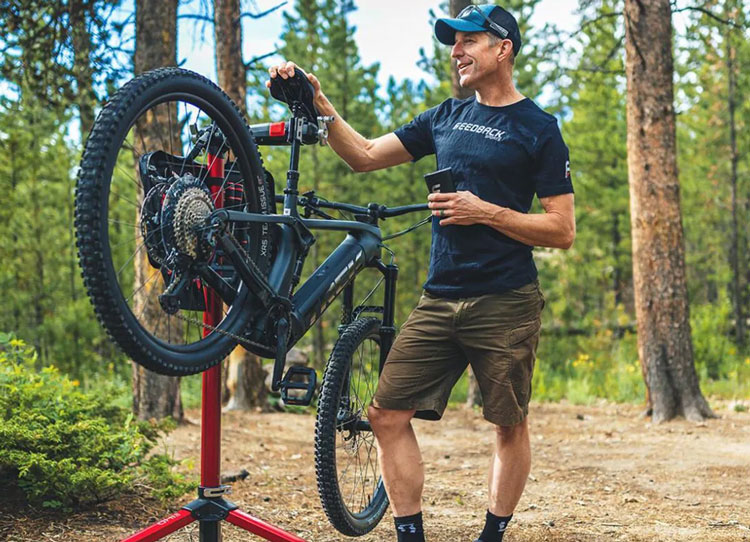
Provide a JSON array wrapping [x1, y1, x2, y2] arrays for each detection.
[[435, 4, 522, 56]]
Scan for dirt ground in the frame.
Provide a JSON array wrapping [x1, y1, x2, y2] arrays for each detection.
[[3, 400, 750, 542]]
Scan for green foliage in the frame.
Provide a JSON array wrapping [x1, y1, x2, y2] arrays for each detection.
[[677, 1, 750, 334], [0, 0, 126, 116], [691, 297, 734, 380], [0, 95, 125, 382], [532, 329, 644, 404], [0, 335, 193, 511]]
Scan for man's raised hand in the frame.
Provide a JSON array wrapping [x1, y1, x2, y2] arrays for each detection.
[[266, 61, 322, 102]]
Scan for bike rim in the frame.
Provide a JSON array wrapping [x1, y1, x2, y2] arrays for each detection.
[[335, 333, 383, 518]]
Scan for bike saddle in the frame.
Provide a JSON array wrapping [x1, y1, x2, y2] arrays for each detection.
[[269, 67, 319, 123]]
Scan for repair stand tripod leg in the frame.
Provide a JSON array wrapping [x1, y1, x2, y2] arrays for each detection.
[[120, 359, 306, 542]]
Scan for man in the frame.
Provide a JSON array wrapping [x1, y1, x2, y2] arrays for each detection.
[[268, 5, 574, 541]]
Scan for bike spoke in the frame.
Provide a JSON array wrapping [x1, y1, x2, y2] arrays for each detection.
[[127, 267, 161, 305], [332, 330, 383, 518]]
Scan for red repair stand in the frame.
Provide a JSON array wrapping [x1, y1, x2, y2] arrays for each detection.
[[122, 154, 306, 542]]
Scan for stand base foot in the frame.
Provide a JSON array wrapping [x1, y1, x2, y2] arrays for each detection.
[[120, 500, 306, 542]]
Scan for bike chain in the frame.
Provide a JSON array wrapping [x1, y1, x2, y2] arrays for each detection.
[[171, 309, 271, 353]]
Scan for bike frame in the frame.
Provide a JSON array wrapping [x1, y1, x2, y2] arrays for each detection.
[[212, 109, 410, 386]]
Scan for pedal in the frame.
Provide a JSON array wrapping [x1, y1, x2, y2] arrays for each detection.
[[280, 366, 317, 406]]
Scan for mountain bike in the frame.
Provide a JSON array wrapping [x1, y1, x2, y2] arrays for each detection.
[[74, 67, 430, 536]]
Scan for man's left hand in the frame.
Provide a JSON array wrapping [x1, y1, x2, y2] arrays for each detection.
[[428, 190, 499, 226]]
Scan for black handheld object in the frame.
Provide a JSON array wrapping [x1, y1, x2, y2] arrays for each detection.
[[424, 167, 456, 193], [269, 67, 319, 123]]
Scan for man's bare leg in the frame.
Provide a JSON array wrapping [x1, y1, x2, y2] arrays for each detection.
[[368, 406, 423, 516], [488, 417, 531, 515], [476, 418, 531, 541]]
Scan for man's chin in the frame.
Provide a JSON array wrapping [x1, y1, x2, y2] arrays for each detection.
[[459, 75, 477, 89], [458, 76, 474, 90]]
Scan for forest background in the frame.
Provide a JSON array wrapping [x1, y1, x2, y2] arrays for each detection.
[[1, 0, 749, 420]]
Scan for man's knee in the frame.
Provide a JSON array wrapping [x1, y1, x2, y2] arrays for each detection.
[[494, 417, 529, 447], [368, 405, 415, 435]]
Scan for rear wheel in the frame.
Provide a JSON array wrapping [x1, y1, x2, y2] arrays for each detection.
[[75, 68, 273, 376], [315, 317, 389, 536]]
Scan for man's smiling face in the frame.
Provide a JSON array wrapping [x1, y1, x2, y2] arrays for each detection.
[[451, 31, 502, 89]]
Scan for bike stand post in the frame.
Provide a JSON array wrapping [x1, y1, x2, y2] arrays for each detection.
[[120, 153, 307, 542]]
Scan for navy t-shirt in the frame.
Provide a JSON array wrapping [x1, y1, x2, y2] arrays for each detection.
[[394, 96, 573, 298]]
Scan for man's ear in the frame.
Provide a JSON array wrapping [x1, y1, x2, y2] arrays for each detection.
[[497, 40, 513, 62]]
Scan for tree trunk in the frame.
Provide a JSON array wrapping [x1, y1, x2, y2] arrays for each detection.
[[69, 0, 96, 141], [623, 0, 713, 423], [224, 348, 268, 411], [612, 211, 622, 307], [133, 366, 183, 421], [725, 26, 744, 347], [214, 0, 246, 115], [450, 0, 474, 100], [132, 0, 183, 422]]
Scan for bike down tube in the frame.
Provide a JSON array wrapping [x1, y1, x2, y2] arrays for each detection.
[[289, 229, 381, 342]]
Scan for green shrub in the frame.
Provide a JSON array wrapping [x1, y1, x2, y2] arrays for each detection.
[[0, 334, 194, 510], [691, 300, 733, 380], [533, 327, 644, 404]]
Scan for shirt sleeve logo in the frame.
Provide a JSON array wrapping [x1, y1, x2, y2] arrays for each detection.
[[452, 121, 506, 142], [565, 160, 571, 179]]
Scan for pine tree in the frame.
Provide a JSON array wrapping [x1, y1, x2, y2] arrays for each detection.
[[677, 1, 749, 353], [624, 0, 713, 422]]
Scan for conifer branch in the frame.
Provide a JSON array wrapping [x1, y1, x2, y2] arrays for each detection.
[[244, 51, 276, 71], [670, 2, 745, 30], [240, 1, 286, 20]]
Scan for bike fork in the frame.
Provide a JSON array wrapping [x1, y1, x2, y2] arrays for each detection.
[[374, 259, 398, 373]]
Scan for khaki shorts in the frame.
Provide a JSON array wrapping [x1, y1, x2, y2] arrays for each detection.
[[372, 280, 545, 426]]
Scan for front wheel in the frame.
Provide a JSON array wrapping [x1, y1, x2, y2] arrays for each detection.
[[314, 317, 389, 536]]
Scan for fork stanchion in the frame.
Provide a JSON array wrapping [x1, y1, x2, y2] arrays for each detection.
[[120, 153, 306, 542]]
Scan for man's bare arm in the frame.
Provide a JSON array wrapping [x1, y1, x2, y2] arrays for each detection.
[[267, 61, 413, 172], [483, 193, 576, 249], [428, 191, 576, 249]]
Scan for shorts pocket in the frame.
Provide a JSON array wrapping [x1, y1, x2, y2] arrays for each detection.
[[509, 281, 538, 295], [509, 318, 541, 347], [536, 283, 546, 311], [508, 319, 541, 412]]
